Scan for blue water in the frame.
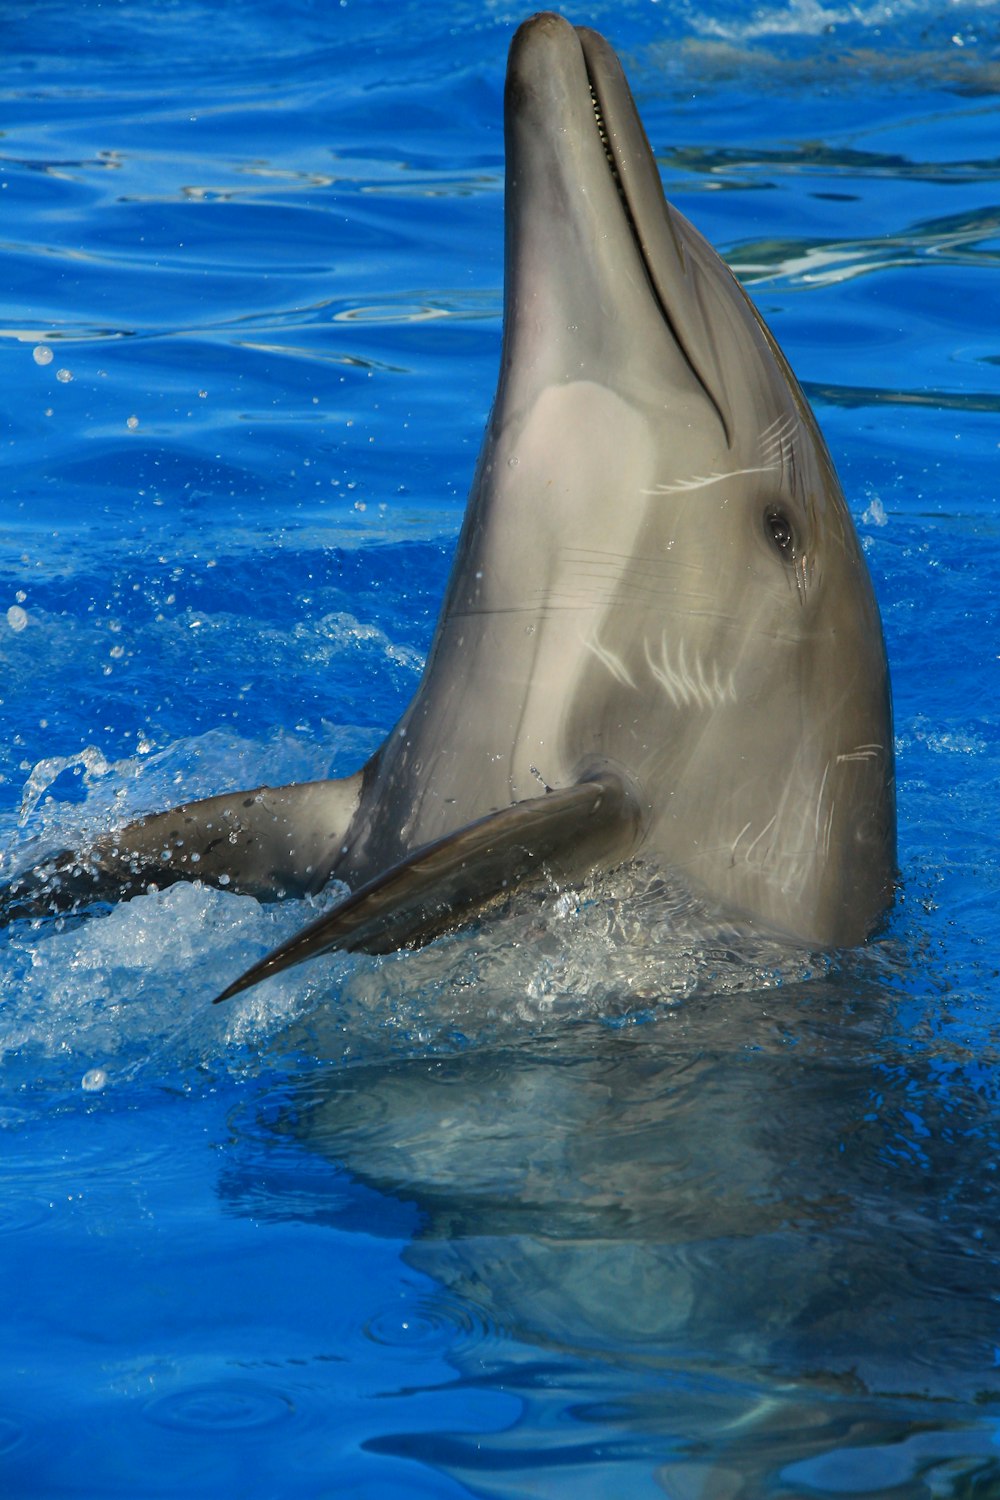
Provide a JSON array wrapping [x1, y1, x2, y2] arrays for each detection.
[[3, 0, 1000, 1494]]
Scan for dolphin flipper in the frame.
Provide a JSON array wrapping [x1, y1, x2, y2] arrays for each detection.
[[214, 772, 641, 1003], [0, 773, 364, 920]]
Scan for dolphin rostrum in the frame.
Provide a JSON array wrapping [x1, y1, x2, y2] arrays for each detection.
[[1, 14, 895, 1001]]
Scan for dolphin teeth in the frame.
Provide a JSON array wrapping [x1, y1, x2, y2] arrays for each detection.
[[589, 85, 627, 208], [590, 86, 611, 152]]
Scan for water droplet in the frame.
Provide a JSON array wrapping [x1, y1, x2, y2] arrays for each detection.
[[32, 345, 53, 366], [507, 456, 519, 468], [6, 606, 27, 633], [126, 415, 139, 430], [81, 1068, 108, 1093]]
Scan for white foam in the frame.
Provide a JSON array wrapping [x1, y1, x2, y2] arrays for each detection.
[[0, 845, 826, 1110], [0, 878, 341, 1093]]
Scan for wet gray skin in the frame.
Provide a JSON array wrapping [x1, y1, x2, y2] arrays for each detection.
[[1, 14, 895, 1000]]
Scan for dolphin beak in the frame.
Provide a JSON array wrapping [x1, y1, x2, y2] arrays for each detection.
[[503, 13, 732, 441]]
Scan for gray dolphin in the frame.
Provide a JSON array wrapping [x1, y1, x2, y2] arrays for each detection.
[[2, 14, 895, 1000]]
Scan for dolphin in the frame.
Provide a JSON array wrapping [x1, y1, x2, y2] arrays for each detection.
[[1, 13, 895, 1001]]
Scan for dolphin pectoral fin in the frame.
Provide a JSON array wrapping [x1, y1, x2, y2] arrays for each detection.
[[0, 773, 365, 921], [213, 771, 642, 1004]]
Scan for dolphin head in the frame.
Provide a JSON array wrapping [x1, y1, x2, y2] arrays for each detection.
[[434, 13, 896, 947]]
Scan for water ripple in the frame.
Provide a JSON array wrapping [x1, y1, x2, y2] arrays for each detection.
[[144, 1381, 295, 1434], [364, 1290, 497, 1360], [733, 207, 1000, 289], [665, 142, 1000, 189], [0, 1198, 51, 1236]]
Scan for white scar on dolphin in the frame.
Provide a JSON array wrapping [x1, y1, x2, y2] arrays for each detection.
[[0, 13, 896, 1002], [643, 635, 737, 712], [644, 414, 799, 497]]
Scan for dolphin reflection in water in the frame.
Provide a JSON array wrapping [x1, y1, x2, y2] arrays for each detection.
[[2, 14, 894, 1001], [221, 963, 1000, 1499]]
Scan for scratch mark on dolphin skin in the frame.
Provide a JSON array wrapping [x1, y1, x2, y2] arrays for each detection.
[[644, 633, 736, 710], [742, 813, 778, 866], [643, 465, 778, 497], [647, 415, 804, 499], [823, 801, 836, 859], [760, 412, 799, 468], [759, 413, 793, 441], [730, 819, 753, 865], [582, 630, 637, 689], [813, 761, 832, 853], [836, 744, 883, 763]]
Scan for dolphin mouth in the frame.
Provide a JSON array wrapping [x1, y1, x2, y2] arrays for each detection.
[[579, 40, 647, 246], [586, 75, 631, 216], [573, 23, 731, 441]]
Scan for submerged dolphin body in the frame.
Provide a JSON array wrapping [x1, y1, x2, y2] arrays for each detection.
[[3, 15, 895, 999]]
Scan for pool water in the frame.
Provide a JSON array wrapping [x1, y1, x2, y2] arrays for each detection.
[[2, 0, 1000, 1495]]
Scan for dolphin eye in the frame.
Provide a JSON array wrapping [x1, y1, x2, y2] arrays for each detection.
[[765, 509, 794, 556]]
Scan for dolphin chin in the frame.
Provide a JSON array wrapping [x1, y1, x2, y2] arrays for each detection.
[[1, 13, 896, 1001]]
